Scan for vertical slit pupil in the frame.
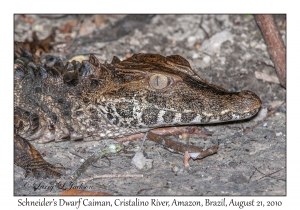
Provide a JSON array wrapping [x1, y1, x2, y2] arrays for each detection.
[[155, 76, 159, 86]]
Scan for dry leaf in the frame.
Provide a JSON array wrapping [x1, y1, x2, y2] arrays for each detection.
[[79, 19, 95, 36], [60, 19, 78, 33], [61, 189, 111, 196], [21, 15, 35, 24], [194, 43, 201, 49], [181, 133, 189, 139], [255, 71, 280, 84], [66, 19, 78, 27], [94, 15, 108, 28], [65, 35, 72, 41], [184, 151, 190, 168], [60, 24, 72, 33], [269, 101, 284, 109], [125, 53, 132, 59], [281, 19, 286, 30]]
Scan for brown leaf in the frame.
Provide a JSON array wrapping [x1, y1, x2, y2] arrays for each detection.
[[60, 19, 78, 33], [125, 53, 132, 59], [94, 15, 108, 28], [281, 19, 286, 31], [194, 43, 201, 49], [116, 133, 144, 142], [21, 15, 35, 24], [60, 189, 112, 196], [184, 151, 190, 168], [66, 19, 78, 27], [60, 24, 72, 33], [269, 100, 284, 109], [181, 133, 189, 139], [79, 19, 95, 36], [65, 35, 72, 41]]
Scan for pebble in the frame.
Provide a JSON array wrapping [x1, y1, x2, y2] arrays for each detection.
[[188, 36, 196, 43], [201, 30, 233, 55], [203, 55, 211, 63], [171, 165, 179, 173], [278, 106, 286, 113], [131, 151, 153, 170], [192, 53, 199, 59]]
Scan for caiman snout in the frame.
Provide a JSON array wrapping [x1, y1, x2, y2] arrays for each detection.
[[231, 90, 262, 117], [239, 90, 262, 109]]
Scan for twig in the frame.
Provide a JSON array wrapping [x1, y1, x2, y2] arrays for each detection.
[[147, 131, 218, 159], [91, 156, 111, 168], [79, 174, 143, 184], [63, 15, 84, 53], [137, 186, 168, 195], [199, 16, 209, 39], [254, 15, 286, 88], [70, 143, 122, 181], [116, 126, 212, 143], [68, 151, 85, 159], [116, 133, 145, 143], [248, 170, 256, 183], [151, 126, 212, 137], [253, 166, 286, 182]]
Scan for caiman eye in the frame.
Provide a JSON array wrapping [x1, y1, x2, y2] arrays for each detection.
[[149, 74, 170, 89]]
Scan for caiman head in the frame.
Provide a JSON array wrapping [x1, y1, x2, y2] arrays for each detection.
[[14, 47, 262, 142], [87, 53, 262, 129]]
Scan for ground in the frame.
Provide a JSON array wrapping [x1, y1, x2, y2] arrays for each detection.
[[14, 14, 286, 196]]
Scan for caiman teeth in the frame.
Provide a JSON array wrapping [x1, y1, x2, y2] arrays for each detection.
[[220, 110, 230, 115], [202, 112, 213, 117]]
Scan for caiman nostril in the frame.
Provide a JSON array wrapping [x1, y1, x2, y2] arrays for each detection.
[[239, 90, 262, 107], [239, 90, 255, 98]]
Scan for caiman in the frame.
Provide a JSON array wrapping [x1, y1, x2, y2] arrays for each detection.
[[14, 42, 262, 178]]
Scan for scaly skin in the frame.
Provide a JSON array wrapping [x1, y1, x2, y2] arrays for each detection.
[[14, 42, 261, 177]]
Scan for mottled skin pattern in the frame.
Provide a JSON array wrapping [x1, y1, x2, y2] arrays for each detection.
[[14, 43, 261, 177]]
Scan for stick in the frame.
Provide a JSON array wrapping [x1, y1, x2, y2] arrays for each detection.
[[70, 143, 122, 181], [254, 15, 286, 88]]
